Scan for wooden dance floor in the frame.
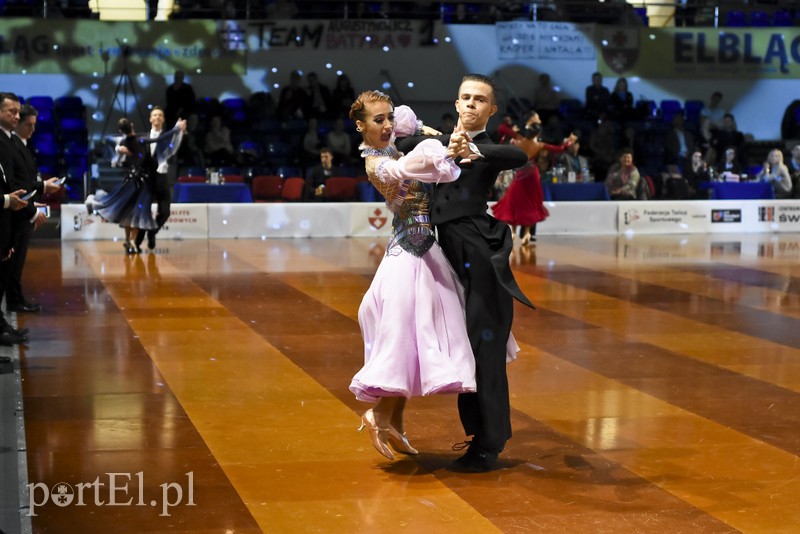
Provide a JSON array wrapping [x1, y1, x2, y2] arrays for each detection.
[[13, 233, 800, 532]]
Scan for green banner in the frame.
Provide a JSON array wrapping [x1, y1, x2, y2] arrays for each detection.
[[0, 18, 245, 75], [597, 26, 800, 79]]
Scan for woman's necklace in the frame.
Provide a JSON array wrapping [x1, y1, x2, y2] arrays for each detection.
[[359, 143, 399, 159]]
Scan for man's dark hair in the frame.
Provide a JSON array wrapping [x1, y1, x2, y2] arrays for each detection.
[[0, 92, 19, 105], [118, 117, 133, 135], [460, 74, 498, 104], [19, 104, 38, 121]]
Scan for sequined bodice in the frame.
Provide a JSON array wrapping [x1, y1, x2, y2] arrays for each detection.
[[365, 154, 435, 258]]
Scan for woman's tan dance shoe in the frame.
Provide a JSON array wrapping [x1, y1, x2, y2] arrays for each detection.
[[387, 426, 418, 455], [358, 409, 394, 460]]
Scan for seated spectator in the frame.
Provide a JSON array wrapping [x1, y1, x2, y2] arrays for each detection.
[[325, 118, 352, 165], [683, 150, 716, 198], [664, 113, 694, 168], [305, 147, 340, 201], [557, 138, 592, 181], [584, 71, 610, 121], [709, 113, 745, 167], [203, 115, 234, 167], [716, 147, 744, 180], [788, 144, 800, 198], [756, 149, 793, 199], [605, 148, 641, 200], [176, 112, 205, 169]]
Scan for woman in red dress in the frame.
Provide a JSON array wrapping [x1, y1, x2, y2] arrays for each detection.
[[492, 111, 575, 245]]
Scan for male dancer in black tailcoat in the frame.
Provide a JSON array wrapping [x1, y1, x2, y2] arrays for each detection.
[[400, 74, 533, 472]]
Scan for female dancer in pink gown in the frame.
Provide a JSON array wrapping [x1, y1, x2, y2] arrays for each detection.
[[348, 91, 479, 460]]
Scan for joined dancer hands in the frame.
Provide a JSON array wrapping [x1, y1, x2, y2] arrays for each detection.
[[447, 131, 480, 163]]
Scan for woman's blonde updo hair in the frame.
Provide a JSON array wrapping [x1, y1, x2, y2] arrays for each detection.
[[349, 90, 393, 124]]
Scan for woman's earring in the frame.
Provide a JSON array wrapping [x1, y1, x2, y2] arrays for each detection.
[[356, 127, 363, 132]]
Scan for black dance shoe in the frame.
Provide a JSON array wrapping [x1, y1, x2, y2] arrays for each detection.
[[1, 322, 28, 336], [7, 301, 41, 313], [450, 440, 500, 472], [0, 331, 28, 346]]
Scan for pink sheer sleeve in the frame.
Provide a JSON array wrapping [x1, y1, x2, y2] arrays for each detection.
[[392, 105, 422, 138], [376, 139, 460, 184]]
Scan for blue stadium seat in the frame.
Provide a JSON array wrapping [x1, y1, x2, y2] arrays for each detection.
[[660, 99, 683, 123], [27, 96, 54, 111], [726, 10, 747, 27], [749, 10, 770, 27], [774, 10, 794, 27], [684, 99, 704, 123]]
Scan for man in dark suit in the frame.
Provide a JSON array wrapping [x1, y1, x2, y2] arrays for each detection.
[[403, 74, 533, 471], [304, 147, 339, 201], [7, 104, 62, 313], [0, 92, 36, 347]]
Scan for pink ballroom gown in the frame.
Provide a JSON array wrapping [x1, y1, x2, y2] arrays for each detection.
[[349, 106, 478, 402]]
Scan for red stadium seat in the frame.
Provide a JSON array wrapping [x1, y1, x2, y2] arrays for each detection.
[[324, 176, 358, 202], [280, 177, 305, 202], [251, 175, 283, 202]]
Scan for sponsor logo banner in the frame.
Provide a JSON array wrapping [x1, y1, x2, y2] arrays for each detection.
[[711, 209, 742, 223], [598, 27, 800, 79], [496, 21, 596, 60]]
